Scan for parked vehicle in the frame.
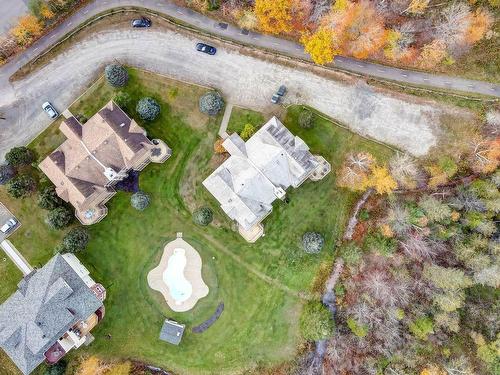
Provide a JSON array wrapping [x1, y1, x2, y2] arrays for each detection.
[[132, 17, 152, 28], [1, 218, 17, 234], [196, 43, 217, 55], [42, 102, 58, 119], [271, 85, 287, 104]]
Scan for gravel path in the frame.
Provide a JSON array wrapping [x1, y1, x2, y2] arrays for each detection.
[[0, 26, 458, 159]]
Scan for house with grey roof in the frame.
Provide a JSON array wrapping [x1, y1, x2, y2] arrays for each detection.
[[159, 319, 185, 345], [203, 116, 330, 242], [0, 253, 106, 375]]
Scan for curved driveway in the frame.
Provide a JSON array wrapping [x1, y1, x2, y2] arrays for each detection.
[[0, 0, 499, 97]]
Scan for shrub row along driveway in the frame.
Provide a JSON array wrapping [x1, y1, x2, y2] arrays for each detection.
[[0, 23, 470, 160]]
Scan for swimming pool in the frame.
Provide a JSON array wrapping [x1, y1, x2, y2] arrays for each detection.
[[163, 248, 193, 303]]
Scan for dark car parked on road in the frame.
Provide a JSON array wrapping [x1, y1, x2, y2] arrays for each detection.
[[271, 85, 287, 104], [196, 43, 217, 55], [132, 17, 151, 28]]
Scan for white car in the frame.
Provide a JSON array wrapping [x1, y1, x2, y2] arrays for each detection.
[[1, 218, 17, 234], [42, 102, 59, 119]]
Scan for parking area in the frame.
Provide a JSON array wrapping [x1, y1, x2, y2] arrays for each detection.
[[0, 202, 20, 242]]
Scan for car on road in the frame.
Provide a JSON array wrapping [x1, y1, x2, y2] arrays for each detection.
[[132, 17, 152, 28], [1, 218, 17, 234], [196, 43, 217, 55], [42, 102, 58, 119], [271, 85, 287, 104]]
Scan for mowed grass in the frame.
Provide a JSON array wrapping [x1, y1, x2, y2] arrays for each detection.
[[0, 69, 393, 374], [226, 107, 265, 134]]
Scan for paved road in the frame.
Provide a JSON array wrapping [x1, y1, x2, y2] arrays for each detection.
[[0, 0, 28, 34], [0, 0, 499, 97]]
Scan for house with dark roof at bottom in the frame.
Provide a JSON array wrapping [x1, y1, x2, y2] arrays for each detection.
[[203, 116, 331, 242], [0, 253, 106, 375], [39, 100, 171, 225]]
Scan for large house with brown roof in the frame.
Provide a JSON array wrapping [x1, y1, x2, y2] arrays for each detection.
[[40, 101, 171, 224]]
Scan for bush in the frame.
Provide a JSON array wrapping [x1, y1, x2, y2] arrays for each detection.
[[5, 146, 35, 166], [104, 64, 129, 87], [364, 232, 397, 256], [240, 123, 256, 141], [347, 317, 368, 338], [339, 242, 362, 265], [44, 360, 67, 375], [409, 316, 434, 340], [299, 301, 334, 341], [136, 97, 161, 121], [0, 164, 16, 185], [7, 175, 36, 198], [75, 114, 87, 124], [302, 232, 325, 253], [60, 227, 90, 253], [199, 91, 224, 115], [193, 207, 213, 226], [114, 91, 131, 108], [46, 206, 73, 230], [131, 191, 150, 210], [38, 185, 64, 210], [298, 110, 314, 128]]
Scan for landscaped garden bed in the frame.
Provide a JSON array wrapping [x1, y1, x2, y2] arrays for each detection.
[[0, 68, 393, 374]]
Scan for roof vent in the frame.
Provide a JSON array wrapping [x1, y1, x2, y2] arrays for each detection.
[[119, 123, 125, 128], [274, 187, 286, 200]]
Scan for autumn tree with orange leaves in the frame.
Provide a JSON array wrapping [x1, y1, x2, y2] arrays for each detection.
[[10, 15, 42, 45]]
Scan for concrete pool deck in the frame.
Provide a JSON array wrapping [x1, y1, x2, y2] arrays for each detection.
[[147, 233, 209, 312]]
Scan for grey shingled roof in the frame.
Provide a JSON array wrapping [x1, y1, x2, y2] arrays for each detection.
[[0, 254, 103, 375], [203, 117, 319, 230], [159, 320, 185, 345]]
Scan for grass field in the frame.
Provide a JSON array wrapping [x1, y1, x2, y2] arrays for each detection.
[[0, 68, 393, 374], [226, 107, 265, 135]]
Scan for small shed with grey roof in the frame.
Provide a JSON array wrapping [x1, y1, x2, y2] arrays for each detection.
[[159, 319, 185, 345]]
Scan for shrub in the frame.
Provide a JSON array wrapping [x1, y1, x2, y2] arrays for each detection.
[[302, 232, 325, 253], [199, 91, 224, 115], [44, 360, 67, 375], [240, 123, 256, 141], [131, 191, 150, 210], [136, 97, 160, 121], [114, 91, 131, 108], [60, 227, 90, 253], [214, 139, 226, 154], [7, 175, 36, 198], [75, 114, 87, 124], [193, 207, 213, 226], [347, 317, 368, 338], [5, 146, 35, 166], [104, 64, 129, 87], [38, 185, 64, 210], [0, 164, 16, 185], [339, 242, 362, 265], [298, 110, 314, 128], [46, 206, 73, 230], [409, 316, 434, 340], [299, 301, 334, 341], [364, 232, 397, 256]]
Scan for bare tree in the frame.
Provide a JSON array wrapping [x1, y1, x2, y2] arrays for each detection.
[[435, 3, 471, 52]]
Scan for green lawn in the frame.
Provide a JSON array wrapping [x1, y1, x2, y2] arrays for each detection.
[[226, 106, 265, 135], [0, 69, 393, 374]]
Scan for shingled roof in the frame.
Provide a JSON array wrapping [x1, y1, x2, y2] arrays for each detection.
[[203, 117, 319, 230], [39, 101, 154, 215], [0, 254, 103, 375]]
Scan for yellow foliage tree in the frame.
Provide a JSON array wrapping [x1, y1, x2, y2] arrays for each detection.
[[254, 0, 293, 34], [11, 15, 43, 45], [41, 4, 55, 19], [301, 27, 339, 64], [406, 0, 430, 15], [214, 138, 227, 154], [466, 8, 492, 44], [362, 165, 397, 194], [420, 365, 446, 375], [337, 152, 375, 191], [417, 39, 447, 69]]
